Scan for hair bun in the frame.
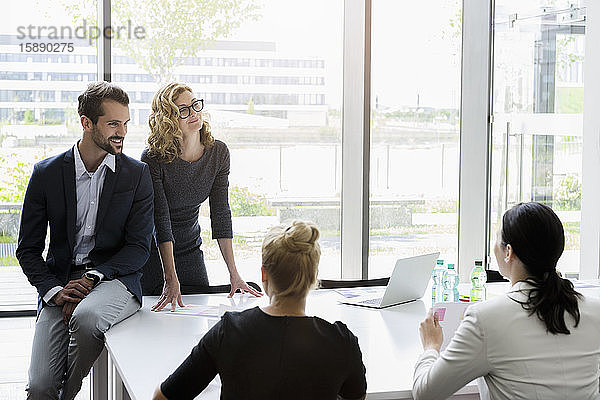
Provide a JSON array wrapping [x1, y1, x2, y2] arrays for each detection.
[[280, 220, 320, 253]]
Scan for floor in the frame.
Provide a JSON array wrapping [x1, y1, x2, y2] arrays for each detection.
[[0, 267, 90, 400], [0, 259, 245, 400], [0, 316, 91, 400]]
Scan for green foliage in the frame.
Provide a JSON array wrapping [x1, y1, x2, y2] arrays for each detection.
[[380, 108, 459, 124], [0, 256, 19, 267], [556, 35, 583, 80], [0, 235, 16, 243], [556, 87, 584, 114], [0, 153, 34, 203], [560, 135, 579, 144], [318, 125, 337, 135], [327, 108, 341, 118], [58, 0, 261, 84], [441, 0, 462, 60], [246, 96, 255, 114], [409, 200, 457, 213], [229, 186, 274, 217], [0, 150, 47, 203], [562, 222, 580, 251], [555, 175, 581, 211], [23, 110, 35, 124]]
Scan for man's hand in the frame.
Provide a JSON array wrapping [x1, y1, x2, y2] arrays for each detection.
[[52, 278, 93, 306], [62, 301, 78, 324]]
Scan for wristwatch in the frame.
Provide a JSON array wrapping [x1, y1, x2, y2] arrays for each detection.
[[83, 271, 101, 287]]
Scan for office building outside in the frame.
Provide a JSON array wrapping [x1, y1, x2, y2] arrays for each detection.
[[0, 34, 328, 142]]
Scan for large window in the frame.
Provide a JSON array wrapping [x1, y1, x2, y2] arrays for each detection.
[[0, 0, 97, 397], [0, 0, 593, 297], [110, 0, 343, 283], [0, 1, 98, 306], [369, 0, 461, 276], [2, 0, 600, 399], [490, 1, 585, 275]]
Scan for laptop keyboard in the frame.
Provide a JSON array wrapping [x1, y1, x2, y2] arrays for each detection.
[[359, 297, 383, 305]]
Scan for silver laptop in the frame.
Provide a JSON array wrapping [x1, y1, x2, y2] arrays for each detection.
[[340, 252, 440, 309]]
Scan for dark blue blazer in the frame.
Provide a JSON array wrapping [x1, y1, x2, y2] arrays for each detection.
[[16, 147, 154, 311]]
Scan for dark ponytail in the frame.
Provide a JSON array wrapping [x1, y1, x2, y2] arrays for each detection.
[[501, 202, 582, 335]]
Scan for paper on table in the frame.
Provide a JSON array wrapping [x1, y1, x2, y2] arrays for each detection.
[[161, 304, 233, 317], [432, 301, 471, 351], [334, 287, 385, 298]]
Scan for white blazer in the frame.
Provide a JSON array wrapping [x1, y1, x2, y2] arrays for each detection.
[[413, 281, 600, 400]]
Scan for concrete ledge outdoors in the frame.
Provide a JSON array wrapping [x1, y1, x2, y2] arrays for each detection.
[[0, 266, 37, 312], [270, 198, 423, 231]]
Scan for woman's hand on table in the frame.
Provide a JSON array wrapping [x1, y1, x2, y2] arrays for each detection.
[[419, 309, 443, 352], [152, 277, 185, 312], [229, 272, 263, 298]]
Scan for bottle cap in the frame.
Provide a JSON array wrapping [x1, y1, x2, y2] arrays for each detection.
[[436, 259, 444, 265], [475, 261, 483, 267], [448, 263, 455, 269]]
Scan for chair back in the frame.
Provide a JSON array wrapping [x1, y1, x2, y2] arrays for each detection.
[[180, 281, 262, 294], [485, 270, 509, 283], [318, 277, 389, 289]]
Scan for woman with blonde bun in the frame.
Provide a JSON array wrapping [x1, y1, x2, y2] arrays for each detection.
[[141, 82, 261, 312], [153, 221, 367, 400]]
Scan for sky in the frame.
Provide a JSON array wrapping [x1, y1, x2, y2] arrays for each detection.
[[4, 0, 463, 109]]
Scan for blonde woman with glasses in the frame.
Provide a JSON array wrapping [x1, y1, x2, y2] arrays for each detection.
[[153, 220, 367, 400], [141, 83, 261, 312]]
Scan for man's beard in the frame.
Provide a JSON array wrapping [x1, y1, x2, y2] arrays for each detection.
[[91, 125, 121, 155]]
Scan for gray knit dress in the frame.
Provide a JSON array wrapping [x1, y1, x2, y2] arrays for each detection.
[[140, 140, 233, 295]]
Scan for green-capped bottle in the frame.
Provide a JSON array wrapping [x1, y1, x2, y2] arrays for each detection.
[[470, 260, 487, 302]]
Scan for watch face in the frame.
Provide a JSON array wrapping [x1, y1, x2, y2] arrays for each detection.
[[84, 273, 99, 285]]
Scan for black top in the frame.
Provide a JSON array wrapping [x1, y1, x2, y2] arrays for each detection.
[[161, 307, 367, 400], [141, 140, 233, 254]]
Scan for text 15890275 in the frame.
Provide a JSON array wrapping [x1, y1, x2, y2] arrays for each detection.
[[19, 43, 74, 53]]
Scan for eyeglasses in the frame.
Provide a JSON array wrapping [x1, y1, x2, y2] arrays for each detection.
[[178, 99, 204, 119]]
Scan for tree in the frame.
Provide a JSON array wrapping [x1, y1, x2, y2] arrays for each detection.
[[556, 35, 584, 114], [441, 0, 461, 66], [246, 96, 255, 114], [57, 0, 261, 84], [23, 110, 35, 124], [555, 174, 581, 211]]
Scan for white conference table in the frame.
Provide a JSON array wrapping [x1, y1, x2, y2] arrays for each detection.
[[96, 288, 481, 400]]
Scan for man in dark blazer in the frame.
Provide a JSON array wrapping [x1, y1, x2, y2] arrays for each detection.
[[16, 81, 153, 400]]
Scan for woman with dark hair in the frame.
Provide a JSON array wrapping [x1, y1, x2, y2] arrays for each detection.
[[413, 202, 600, 400]]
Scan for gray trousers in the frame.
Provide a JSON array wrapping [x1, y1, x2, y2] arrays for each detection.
[[26, 276, 140, 400]]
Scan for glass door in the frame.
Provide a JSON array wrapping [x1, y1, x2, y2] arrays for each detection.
[[490, 1, 585, 276]]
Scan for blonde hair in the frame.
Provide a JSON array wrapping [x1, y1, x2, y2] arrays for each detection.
[[147, 82, 214, 162], [262, 221, 321, 299]]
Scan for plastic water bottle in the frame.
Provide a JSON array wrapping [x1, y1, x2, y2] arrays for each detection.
[[442, 263, 459, 302], [470, 260, 487, 302], [431, 259, 445, 303]]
